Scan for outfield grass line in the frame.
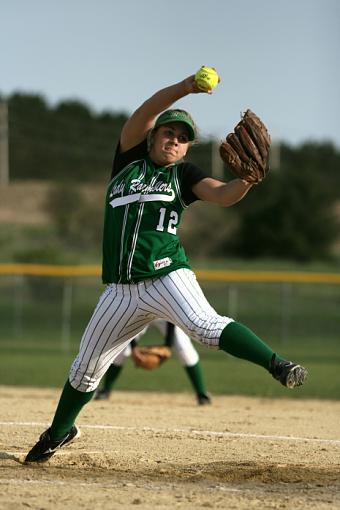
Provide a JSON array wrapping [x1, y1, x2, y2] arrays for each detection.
[[1, 421, 340, 446]]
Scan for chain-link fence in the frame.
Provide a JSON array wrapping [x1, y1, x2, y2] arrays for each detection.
[[0, 265, 339, 355]]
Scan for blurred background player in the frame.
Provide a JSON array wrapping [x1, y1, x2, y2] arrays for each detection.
[[95, 320, 212, 405]]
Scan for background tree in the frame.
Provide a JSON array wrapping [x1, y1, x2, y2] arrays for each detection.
[[228, 143, 340, 261]]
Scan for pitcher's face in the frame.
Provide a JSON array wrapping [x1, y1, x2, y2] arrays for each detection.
[[149, 122, 190, 166]]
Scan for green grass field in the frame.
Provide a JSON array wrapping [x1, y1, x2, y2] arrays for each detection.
[[0, 331, 339, 400]]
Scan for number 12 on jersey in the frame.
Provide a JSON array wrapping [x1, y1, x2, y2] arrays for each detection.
[[156, 208, 179, 235]]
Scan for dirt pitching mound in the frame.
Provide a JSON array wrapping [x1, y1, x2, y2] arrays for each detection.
[[1, 386, 339, 509]]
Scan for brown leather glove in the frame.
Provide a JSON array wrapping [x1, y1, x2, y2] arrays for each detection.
[[219, 109, 271, 184], [132, 346, 172, 370]]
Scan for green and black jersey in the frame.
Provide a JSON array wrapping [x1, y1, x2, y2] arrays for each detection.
[[102, 139, 208, 284]]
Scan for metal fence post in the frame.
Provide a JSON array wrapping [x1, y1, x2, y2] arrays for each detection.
[[13, 274, 24, 339], [61, 279, 73, 352]]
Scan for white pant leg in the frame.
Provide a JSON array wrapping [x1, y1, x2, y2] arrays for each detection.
[[69, 284, 154, 392], [111, 325, 149, 366], [172, 326, 199, 366], [69, 270, 232, 392], [139, 269, 234, 349], [112, 343, 132, 366]]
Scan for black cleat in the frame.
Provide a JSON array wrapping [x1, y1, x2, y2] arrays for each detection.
[[94, 390, 111, 401], [197, 393, 212, 406], [25, 425, 80, 463], [270, 355, 308, 389]]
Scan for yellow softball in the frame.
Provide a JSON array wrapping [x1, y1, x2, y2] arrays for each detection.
[[195, 66, 220, 91]]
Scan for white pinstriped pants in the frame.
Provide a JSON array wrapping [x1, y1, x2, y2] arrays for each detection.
[[69, 268, 233, 392]]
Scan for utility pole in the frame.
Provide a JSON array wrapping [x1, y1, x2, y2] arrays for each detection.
[[0, 101, 9, 187]]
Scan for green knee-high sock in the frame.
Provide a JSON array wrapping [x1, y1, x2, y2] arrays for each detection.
[[219, 321, 283, 370], [185, 361, 207, 397], [50, 379, 95, 440], [102, 364, 123, 392]]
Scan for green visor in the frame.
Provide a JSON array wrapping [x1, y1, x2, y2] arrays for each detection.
[[154, 110, 196, 141]]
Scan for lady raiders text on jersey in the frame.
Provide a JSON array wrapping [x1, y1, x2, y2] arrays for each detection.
[[102, 140, 208, 284]]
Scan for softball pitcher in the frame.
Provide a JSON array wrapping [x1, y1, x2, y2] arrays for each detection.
[[94, 320, 212, 405], [25, 69, 308, 463]]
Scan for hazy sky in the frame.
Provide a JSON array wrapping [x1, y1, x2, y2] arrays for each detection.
[[1, 0, 340, 147]]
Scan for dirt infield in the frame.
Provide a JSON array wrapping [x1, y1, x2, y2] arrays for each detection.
[[0, 386, 339, 510]]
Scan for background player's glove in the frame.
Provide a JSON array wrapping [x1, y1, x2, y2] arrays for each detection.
[[132, 345, 172, 370], [219, 109, 271, 184]]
